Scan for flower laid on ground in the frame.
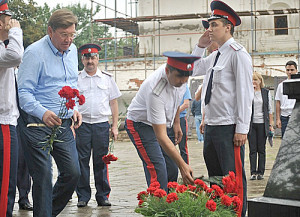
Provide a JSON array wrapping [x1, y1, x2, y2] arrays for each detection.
[[40, 86, 85, 154], [135, 172, 242, 217]]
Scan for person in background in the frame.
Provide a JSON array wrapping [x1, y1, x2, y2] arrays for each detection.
[[167, 85, 192, 165], [191, 86, 204, 143], [13, 67, 33, 212], [275, 61, 297, 137], [192, 1, 254, 216], [248, 72, 274, 181], [76, 44, 122, 208], [0, 1, 23, 216], [17, 9, 81, 217], [125, 52, 199, 191]]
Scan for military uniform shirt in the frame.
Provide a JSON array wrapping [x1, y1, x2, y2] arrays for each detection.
[[192, 37, 254, 134], [78, 69, 122, 124], [0, 27, 23, 126], [127, 64, 186, 128]]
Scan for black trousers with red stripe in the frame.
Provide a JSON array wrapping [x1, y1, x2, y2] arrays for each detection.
[[125, 119, 178, 191], [0, 125, 18, 217], [204, 124, 247, 217]]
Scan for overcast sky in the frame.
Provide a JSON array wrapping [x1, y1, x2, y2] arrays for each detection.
[[36, 0, 137, 19]]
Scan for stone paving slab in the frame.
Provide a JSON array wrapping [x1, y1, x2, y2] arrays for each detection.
[[13, 137, 282, 217]]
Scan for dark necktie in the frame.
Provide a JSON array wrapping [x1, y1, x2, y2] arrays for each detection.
[[204, 51, 221, 105]]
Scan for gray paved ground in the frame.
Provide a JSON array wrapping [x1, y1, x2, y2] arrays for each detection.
[[13, 136, 282, 217]]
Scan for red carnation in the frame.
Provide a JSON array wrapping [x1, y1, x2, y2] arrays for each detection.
[[167, 181, 179, 189], [232, 196, 242, 212], [212, 185, 224, 197], [58, 86, 75, 99], [78, 95, 85, 105], [176, 185, 187, 193], [153, 189, 167, 198], [206, 199, 217, 212], [166, 193, 178, 204], [147, 186, 157, 195], [149, 181, 160, 189], [188, 184, 196, 191], [102, 153, 118, 164], [65, 99, 76, 110], [137, 191, 148, 201], [73, 89, 79, 97], [222, 176, 237, 194], [206, 188, 213, 194], [138, 200, 144, 207], [221, 195, 232, 207], [194, 179, 208, 190]]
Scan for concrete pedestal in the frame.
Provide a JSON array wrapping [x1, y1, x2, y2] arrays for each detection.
[[248, 77, 300, 217]]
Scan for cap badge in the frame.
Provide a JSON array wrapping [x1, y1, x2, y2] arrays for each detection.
[[187, 64, 192, 70], [88, 48, 91, 53]]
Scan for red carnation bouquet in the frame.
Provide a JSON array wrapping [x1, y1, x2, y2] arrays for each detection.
[[40, 86, 85, 154], [135, 172, 242, 217]]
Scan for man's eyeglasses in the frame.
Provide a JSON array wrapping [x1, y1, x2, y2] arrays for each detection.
[[58, 32, 77, 39]]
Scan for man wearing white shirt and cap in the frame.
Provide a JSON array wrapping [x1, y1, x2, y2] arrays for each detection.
[[125, 51, 200, 191], [76, 43, 122, 207], [275, 60, 297, 137], [192, 1, 254, 216]]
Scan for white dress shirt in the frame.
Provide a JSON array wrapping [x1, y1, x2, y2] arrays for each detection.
[[275, 81, 296, 117], [77, 69, 122, 124], [127, 64, 186, 128], [0, 27, 23, 126], [192, 37, 254, 134]]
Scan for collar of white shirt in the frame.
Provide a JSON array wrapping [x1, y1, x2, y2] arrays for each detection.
[[218, 37, 234, 55], [81, 68, 103, 78]]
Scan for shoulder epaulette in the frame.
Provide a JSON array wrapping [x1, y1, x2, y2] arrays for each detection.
[[153, 78, 167, 96], [230, 42, 243, 51], [102, 71, 113, 76]]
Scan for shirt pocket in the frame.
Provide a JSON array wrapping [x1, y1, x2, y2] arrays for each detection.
[[96, 84, 110, 102], [212, 65, 224, 84]]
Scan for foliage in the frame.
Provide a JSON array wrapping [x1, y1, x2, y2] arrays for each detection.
[[9, 0, 138, 68], [9, 0, 50, 48], [136, 172, 242, 217]]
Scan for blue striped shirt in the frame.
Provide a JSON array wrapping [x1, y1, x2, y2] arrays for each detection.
[[18, 35, 78, 120]]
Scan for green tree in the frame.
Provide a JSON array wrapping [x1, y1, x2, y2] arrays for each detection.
[[9, 0, 50, 48]]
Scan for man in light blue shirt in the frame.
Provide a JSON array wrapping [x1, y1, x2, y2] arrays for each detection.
[[17, 9, 81, 217]]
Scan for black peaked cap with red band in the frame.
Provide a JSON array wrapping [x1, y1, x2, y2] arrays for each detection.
[[78, 43, 101, 57], [0, 0, 12, 16], [202, 0, 241, 29], [163, 51, 200, 76]]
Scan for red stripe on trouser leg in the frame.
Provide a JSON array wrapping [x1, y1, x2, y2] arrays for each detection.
[[106, 163, 110, 199], [184, 117, 189, 164], [0, 125, 11, 217], [126, 119, 158, 184], [234, 146, 243, 217]]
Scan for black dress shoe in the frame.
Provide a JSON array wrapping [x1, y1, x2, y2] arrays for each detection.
[[77, 201, 87, 207], [97, 199, 111, 206], [19, 202, 33, 211], [257, 174, 264, 180]]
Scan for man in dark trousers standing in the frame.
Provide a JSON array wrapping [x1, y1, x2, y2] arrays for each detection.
[[192, 1, 254, 216], [0, 1, 23, 216]]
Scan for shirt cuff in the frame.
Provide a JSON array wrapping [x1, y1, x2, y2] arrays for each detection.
[[33, 106, 48, 121], [192, 44, 206, 56], [235, 123, 250, 134]]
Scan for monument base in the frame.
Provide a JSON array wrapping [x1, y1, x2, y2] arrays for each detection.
[[248, 197, 300, 217]]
